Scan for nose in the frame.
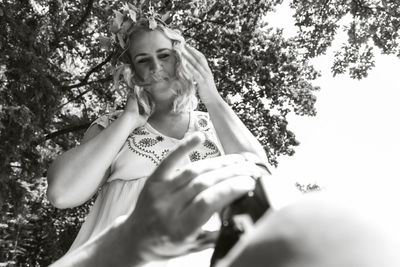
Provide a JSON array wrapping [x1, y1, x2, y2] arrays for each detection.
[[150, 57, 162, 72]]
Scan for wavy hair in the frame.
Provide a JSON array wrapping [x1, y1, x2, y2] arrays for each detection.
[[114, 19, 198, 116]]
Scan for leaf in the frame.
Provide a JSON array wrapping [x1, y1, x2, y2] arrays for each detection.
[[113, 65, 124, 91], [105, 65, 115, 75], [120, 20, 132, 35], [128, 9, 137, 22], [117, 33, 125, 48], [161, 11, 171, 22], [193, 8, 200, 17], [127, 3, 138, 11], [109, 21, 120, 33], [98, 36, 112, 51], [113, 10, 124, 27], [149, 18, 157, 30]]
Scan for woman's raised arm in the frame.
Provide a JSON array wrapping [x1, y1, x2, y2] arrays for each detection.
[[47, 97, 148, 209], [182, 45, 268, 164]]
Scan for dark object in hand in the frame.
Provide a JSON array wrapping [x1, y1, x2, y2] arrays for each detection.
[[210, 176, 271, 266]]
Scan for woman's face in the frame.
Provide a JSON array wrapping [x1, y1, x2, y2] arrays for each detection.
[[128, 30, 177, 95]]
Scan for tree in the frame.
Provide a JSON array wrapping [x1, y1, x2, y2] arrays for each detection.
[[290, 0, 400, 79], [0, 0, 398, 265], [295, 182, 322, 193]]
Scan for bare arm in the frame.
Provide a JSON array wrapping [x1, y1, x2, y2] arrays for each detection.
[[50, 216, 144, 267], [204, 96, 267, 162], [47, 97, 148, 209], [182, 45, 268, 163]]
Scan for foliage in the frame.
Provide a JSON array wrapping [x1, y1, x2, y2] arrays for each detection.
[[290, 0, 400, 79], [295, 182, 321, 193], [0, 0, 398, 265], [1, 177, 94, 265]]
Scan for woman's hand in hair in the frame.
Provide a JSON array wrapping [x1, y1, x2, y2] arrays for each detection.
[[122, 93, 150, 130], [182, 45, 221, 105]]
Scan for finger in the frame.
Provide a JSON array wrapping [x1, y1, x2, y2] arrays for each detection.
[[188, 153, 249, 173], [196, 230, 220, 244], [188, 231, 219, 253], [180, 175, 256, 230], [184, 45, 209, 67], [167, 154, 250, 191], [182, 47, 208, 75], [182, 58, 204, 81], [125, 93, 138, 112], [151, 132, 205, 181], [169, 230, 218, 256], [172, 162, 262, 211], [241, 152, 272, 175]]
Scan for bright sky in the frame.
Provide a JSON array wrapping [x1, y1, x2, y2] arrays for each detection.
[[171, 4, 400, 266], [266, 2, 400, 199]]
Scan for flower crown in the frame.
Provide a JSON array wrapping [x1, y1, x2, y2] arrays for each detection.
[[99, 3, 171, 52], [98, 3, 173, 95]]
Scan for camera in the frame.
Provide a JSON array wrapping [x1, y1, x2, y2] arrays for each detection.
[[210, 169, 272, 266]]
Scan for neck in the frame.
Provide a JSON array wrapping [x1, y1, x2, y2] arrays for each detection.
[[152, 98, 174, 114], [150, 96, 182, 121]]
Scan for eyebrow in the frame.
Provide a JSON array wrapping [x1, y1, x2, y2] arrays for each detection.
[[134, 48, 172, 60]]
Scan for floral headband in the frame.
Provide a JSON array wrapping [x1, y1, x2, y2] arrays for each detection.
[[99, 3, 172, 94], [99, 3, 171, 52]]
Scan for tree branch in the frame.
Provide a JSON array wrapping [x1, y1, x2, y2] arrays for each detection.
[[57, 76, 112, 110], [63, 75, 112, 90], [82, 54, 114, 82], [61, 53, 113, 90], [44, 123, 91, 140], [183, 2, 219, 35], [70, 0, 95, 32], [58, 76, 110, 108]]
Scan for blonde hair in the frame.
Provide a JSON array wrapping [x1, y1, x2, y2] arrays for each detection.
[[115, 19, 198, 116]]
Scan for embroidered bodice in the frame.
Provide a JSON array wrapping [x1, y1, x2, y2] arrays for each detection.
[[90, 110, 223, 183]]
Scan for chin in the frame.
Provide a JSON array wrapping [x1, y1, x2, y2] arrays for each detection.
[[147, 82, 175, 99], [150, 82, 169, 91]]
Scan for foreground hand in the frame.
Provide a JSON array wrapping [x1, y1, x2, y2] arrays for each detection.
[[182, 45, 221, 104], [127, 133, 264, 262]]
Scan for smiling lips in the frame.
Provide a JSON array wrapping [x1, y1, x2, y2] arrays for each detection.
[[147, 71, 170, 83]]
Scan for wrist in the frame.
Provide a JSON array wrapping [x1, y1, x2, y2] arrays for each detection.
[[120, 111, 142, 131], [118, 216, 148, 266], [123, 215, 166, 264], [201, 92, 225, 107]]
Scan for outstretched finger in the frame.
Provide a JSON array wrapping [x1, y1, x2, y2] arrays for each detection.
[[180, 175, 256, 232], [171, 162, 262, 213], [165, 153, 250, 192], [150, 132, 205, 182]]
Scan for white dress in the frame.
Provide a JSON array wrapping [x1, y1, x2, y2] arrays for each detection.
[[66, 110, 224, 266]]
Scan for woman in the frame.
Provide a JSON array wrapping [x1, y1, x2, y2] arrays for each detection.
[[47, 9, 267, 266]]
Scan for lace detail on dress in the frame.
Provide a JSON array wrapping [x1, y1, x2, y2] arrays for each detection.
[[88, 110, 222, 167], [127, 126, 169, 166], [124, 112, 221, 165]]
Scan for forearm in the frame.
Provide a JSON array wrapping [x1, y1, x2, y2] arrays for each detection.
[[51, 217, 145, 267], [47, 112, 140, 208], [205, 96, 267, 162], [182, 45, 268, 162]]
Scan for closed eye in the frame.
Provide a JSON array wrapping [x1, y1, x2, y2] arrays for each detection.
[[158, 53, 170, 59], [137, 58, 150, 64]]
